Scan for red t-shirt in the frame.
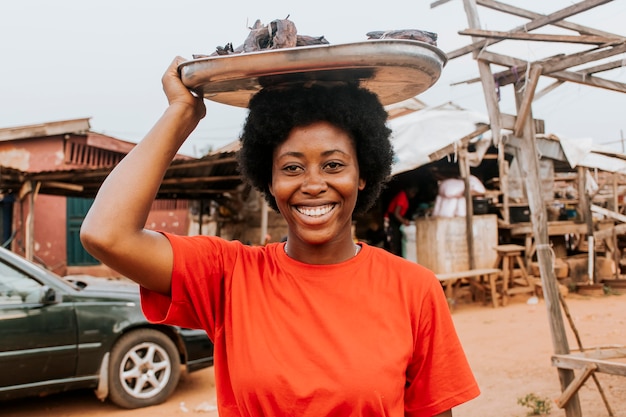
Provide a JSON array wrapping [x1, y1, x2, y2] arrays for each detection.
[[386, 190, 410, 218], [141, 235, 479, 416]]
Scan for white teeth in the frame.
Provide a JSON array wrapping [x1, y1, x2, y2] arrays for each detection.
[[297, 204, 333, 217]]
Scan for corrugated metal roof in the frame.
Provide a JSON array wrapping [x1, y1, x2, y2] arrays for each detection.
[[3, 147, 242, 200], [0, 118, 91, 142]]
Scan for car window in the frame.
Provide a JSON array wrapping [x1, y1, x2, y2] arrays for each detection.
[[0, 261, 42, 305]]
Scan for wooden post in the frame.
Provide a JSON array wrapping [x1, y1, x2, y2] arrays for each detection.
[[512, 81, 582, 417], [462, 0, 502, 272], [578, 167, 597, 283], [459, 149, 476, 269]]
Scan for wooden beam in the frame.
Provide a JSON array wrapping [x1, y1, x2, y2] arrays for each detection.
[[555, 363, 598, 409], [428, 124, 491, 161], [539, 41, 626, 75], [594, 223, 626, 240], [510, 81, 583, 416], [552, 354, 626, 377], [476, 0, 625, 39], [488, 43, 626, 86], [41, 181, 84, 192], [535, 80, 565, 101], [470, 50, 626, 94], [161, 175, 242, 185], [591, 204, 626, 223], [156, 188, 240, 196], [501, 113, 545, 133], [582, 59, 626, 75], [513, 65, 543, 137], [462, 0, 503, 147], [429, 0, 453, 8], [458, 29, 620, 45], [447, 0, 613, 59], [550, 68, 626, 94], [166, 156, 239, 170]]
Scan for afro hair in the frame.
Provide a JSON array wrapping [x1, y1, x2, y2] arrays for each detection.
[[238, 83, 394, 215]]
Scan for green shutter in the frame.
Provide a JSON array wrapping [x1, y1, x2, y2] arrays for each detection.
[[66, 197, 99, 266]]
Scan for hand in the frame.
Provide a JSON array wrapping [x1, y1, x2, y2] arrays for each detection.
[[161, 56, 206, 121]]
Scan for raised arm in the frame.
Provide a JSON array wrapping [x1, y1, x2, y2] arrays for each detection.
[[80, 57, 206, 295]]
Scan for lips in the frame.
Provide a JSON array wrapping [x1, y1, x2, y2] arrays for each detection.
[[295, 204, 335, 217]]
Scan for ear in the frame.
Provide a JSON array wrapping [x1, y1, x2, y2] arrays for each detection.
[[358, 178, 366, 191], [268, 182, 275, 196]]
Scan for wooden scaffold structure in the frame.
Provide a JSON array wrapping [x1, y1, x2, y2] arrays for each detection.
[[430, 1, 626, 416]]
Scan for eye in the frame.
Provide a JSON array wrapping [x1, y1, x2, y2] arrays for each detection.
[[282, 164, 303, 174], [324, 161, 345, 171]]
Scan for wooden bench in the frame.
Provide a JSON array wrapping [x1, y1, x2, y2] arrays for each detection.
[[436, 268, 502, 308]]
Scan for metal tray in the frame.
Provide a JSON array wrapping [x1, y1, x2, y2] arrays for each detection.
[[178, 39, 447, 108]]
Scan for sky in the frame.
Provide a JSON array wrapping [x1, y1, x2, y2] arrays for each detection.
[[1, 0, 625, 157]]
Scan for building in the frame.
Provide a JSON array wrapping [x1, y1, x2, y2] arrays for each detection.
[[0, 118, 192, 276]]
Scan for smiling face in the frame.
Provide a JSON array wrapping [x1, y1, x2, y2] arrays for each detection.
[[269, 121, 365, 259]]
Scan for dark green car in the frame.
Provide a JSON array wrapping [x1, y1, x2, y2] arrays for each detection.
[[0, 246, 213, 409]]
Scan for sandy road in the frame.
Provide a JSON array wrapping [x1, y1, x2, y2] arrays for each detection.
[[4, 292, 625, 417]]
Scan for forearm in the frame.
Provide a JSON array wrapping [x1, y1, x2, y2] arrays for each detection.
[[83, 103, 200, 235]]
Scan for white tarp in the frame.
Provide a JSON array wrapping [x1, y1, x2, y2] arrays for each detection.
[[556, 135, 626, 174], [388, 103, 490, 176]]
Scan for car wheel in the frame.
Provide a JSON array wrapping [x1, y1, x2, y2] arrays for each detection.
[[108, 329, 181, 409]]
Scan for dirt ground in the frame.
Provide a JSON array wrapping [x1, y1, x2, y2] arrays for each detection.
[[3, 291, 625, 417]]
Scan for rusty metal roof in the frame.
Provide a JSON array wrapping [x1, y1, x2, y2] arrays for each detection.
[[0, 146, 242, 200]]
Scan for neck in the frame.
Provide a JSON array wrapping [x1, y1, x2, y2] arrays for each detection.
[[284, 241, 360, 264]]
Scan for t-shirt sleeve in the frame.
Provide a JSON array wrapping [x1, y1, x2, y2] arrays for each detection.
[[140, 233, 234, 340], [404, 273, 480, 416]]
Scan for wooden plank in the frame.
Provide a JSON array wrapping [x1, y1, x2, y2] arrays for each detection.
[[535, 80, 565, 101], [472, 50, 626, 94], [591, 204, 626, 223], [594, 223, 626, 240], [436, 268, 501, 281], [429, 0, 453, 7], [476, 0, 625, 39], [448, 0, 612, 59], [551, 69, 626, 94], [500, 113, 545, 133], [510, 83, 582, 416], [460, 150, 476, 269], [552, 354, 626, 377], [555, 363, 598, 408], [583, 59, 626, 75], [458, 29, 620, 45], [513, 65, 543, 137], [485, 43, 626, 87], [428, 124, 491, 162], [570, 346, 626, 360], [539, 41, 626, 75], [461, 0, 503, 146]]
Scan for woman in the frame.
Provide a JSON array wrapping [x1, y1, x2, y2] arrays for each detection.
[[81, 57, 479, 416]]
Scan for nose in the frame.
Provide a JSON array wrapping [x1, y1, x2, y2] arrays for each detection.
[[301, 169, 327, 195]]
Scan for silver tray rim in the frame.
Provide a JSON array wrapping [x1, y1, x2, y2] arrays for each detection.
[[179, 39, 448, 108]]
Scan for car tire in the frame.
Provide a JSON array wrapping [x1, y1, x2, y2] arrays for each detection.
[[108, 329, 181, 409]]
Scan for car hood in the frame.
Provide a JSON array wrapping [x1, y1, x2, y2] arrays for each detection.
[[64, 275, 140, 297]]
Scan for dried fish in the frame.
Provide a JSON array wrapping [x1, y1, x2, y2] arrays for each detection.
[[366, 29, 438, 46], [242, 18, 297, 52], [193, 19, 436, 59], [296, 35, 330, 46]]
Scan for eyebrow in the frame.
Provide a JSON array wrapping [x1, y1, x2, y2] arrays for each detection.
[[276, 149, 350, 159]]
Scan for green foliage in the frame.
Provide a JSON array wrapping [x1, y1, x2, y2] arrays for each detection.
[[517, 393, 552, 416]]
